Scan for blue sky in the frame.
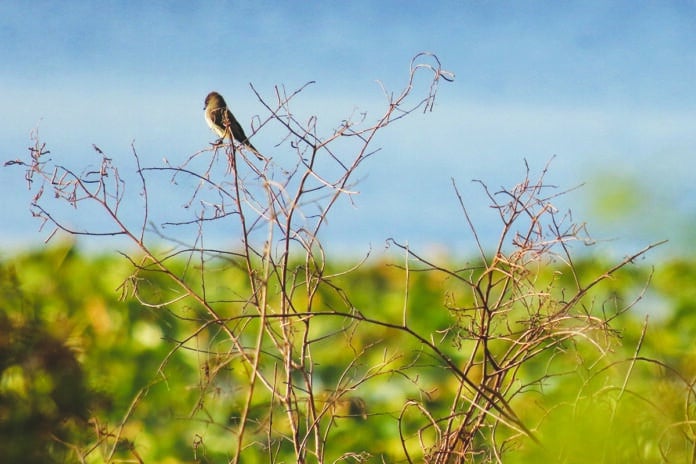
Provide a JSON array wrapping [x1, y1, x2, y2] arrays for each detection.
[[2, 1, 695, 259]]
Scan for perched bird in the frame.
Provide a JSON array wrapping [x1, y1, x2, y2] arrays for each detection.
[[204, 91, 262, 159]]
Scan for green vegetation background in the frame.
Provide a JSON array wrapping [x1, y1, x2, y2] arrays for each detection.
[[2, 244, 695, 463]]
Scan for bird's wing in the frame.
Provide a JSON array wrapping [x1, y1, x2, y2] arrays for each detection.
[[209, 107, 227, 129], [225, 111, 249, 142], [222, 109, 261, 157]]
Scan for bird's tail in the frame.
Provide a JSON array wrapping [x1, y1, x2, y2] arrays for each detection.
[[243, 140, 264, 161]]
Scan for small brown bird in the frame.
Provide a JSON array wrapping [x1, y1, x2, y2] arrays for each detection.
[[204, 91, 262, 159]]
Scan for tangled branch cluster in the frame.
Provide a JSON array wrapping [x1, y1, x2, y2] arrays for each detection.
[[6, 53, 664, 464]]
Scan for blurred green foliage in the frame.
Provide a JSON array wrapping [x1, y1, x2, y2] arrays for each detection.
[[1, 245, 694, 462]]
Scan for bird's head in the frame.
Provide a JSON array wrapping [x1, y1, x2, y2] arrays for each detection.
[[204, 91, 226, 110]]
